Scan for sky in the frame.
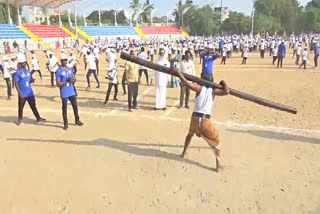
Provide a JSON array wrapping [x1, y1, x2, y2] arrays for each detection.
[[22, 0, 311, 22]]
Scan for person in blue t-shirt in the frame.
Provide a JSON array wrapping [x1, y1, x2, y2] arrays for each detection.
[[14, 56, 45, 126], [56, 54, 83, 130], [277, 41, 286, 68], [219, 39, 224, 54], [200, 45, 220, 82], [314, 42, 319, 67]]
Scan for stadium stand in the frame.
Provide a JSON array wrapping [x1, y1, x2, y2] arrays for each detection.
[[23, 24, 71, 38], [78, 26, 138, 36], [138, 25, 182, 35], [0, 24, 30, 39]]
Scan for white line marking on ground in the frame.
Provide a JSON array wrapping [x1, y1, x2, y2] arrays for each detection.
[[0, 107, 319, 136], [164, 100, 180, 116], [109, 86, 154, 115]]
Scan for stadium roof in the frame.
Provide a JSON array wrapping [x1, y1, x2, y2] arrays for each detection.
[[0, 0, 75, 8]]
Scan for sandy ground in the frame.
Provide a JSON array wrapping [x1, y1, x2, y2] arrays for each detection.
[[0, 47, 320, 214]]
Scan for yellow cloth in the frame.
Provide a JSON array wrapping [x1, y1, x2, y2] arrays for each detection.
[[125, 61, 139, 82]]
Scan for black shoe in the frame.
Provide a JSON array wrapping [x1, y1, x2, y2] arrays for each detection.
[[17, 119, 22, 126], [86, 86, 91, 90], [63, 124, 69, 130], [185, 106, 190, 109], [96, 85, 100, 89], [75, 121, 83, 126], [113, 98, 118, 101], [104, 101, 108, 104], [37, 118, 46, 124], [128, 108, 132, 112]]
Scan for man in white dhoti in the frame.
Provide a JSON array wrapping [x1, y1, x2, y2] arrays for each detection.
[[151, 48, 170, 110]]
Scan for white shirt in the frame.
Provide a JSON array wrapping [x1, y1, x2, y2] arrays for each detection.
[[297, 47, 302, 56], [93, 47, 99, 60], [68, 55, 76, 67], [3, 61, 11, 78], [107, 51, 116, 70], [243, 48, 249, 58], [49, 56, 58, 72], [272, 48, 278, 57], [180, 59, 196, 76], [138, 52, 148, 69], [302, 50, 308, 60], [152, 57, 170, 87], [10, 61, 17, 73], [86, 54, 97, 70], [193, 86, 213, 115], [107, 68, 118, 84]]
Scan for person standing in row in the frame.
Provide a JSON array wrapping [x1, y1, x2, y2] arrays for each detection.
[[179, 50, 195, 109], [314, 42, 319, 68], [93, 45, 100, 75], [151, 48, 170, 110], [10, 56, 17, 89], [296, 44, 302, 65], [104, 65, 118, 104], [86, 50, 100, 89], [56, 54, 83, 130], [200, 46, 220, 82], [277, 41, 286, 69], [31, 55, 42, 80], [68, 50, 80, 74], [272, 46, 278, 65], [300, 47, 308, 70], [14, 55, 45, 125], [2, 56, 13, 99], [125, 49, 139, 112], [48, 52, 59, 86], [242, 47, 249, 64], [138, 47, 149, 85]]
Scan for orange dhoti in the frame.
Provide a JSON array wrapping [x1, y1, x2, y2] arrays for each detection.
[[188, 116, 221, 160]]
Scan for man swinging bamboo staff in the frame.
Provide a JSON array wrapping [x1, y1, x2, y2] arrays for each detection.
[[173, 67, 229, 172]]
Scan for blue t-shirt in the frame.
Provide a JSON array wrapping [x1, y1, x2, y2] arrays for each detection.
[[201, 53, 217, 75], [278, 43, 286, 57], [219, 40, 224, 49], [314, 43, 320, 55], [56, 66, 76, 99], [14, 68, 34, 98]]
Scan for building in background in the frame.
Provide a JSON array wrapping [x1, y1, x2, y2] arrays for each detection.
[[214, 7, 229, 22]]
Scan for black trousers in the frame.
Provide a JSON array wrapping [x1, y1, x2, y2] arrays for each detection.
[[105, 83, 118, 102], [128, 82, 138, 109], [62, 95, 80, 125], [296, 55, 300, 65], [200, 73, 213, 82], [242, 57, 247, 64], [277, 56, 284, 68], [260, 50, 265, 58], [300, 60, 307, 69], [221, 56, 226, 64], [31, 69, 42, 79], [0, 64, 3, 73], [86, 69, 100, 87], [139, 69, 149, 84], [50, 72, 55, 86], [18, 96, 40, 120], [11, 73, 16, 89], [314, 54, 319, 67], [122, 71, 127, 94], [73, 65, 77, 74], [150, 55, 154, 62], [4, 78, 12, 97], [273, 56, 278, 65], [95, 59, 99, 75], [180, 84, 190, 107]]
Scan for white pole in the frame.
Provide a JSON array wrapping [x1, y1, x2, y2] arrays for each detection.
[[58, 6, 62, 27], [151, 11, 153, 26], [7, 1, 12, 24], [17, 7, 21, 26], [114, 11, 117, 26], [251, 0, 255, 35], [220, 0, 223, 24], [47, 13, 50, 25], [83, 10, 87, 26], [166, 15, 168, 26], [33, 7, 36, 24], [74, 1, 78, 37], [68, 9, 72, 27], [99, 10, 102, 26]]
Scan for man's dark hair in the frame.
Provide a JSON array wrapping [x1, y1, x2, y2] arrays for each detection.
[[185, 50, 191, 56], [141, 47, 145, 52]]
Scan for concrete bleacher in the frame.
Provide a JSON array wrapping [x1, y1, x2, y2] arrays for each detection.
[[138, 25, 182, 35], [0, 24, 30, 39], [23, 24, 71, 38], [79, 26, 138, 37]]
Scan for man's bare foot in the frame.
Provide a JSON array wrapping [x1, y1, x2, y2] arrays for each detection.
[[180, 152, 188, 158], [216, 166, 224, 173]]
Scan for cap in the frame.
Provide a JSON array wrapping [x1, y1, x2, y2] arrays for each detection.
[[11, 55, 16, 59], [60, 53, 68, 61], [17, 55, 27, 63], [2, 56, 9, 61], [70, 50, 73, 54]]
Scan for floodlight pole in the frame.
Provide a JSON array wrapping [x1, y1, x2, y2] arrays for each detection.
[[99, 10, 102, 26], [7, 1, 12, 25], [68, 9, 72, 27], [114, 11, 117, 26], [220, 0, 223, 24], [33, 7, 36, 24], [17, 6, 21, 26], [251, 0, 255, 35], [73, 1, 78, 37], [58, 6, 62, 27]]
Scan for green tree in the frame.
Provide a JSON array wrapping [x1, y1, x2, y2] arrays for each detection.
[[87, 10, 128, 25], [140, 0, 154, 24], [221, 11, 251, 34], [0, 3, 22, 24], [130, 0, 141, 23]]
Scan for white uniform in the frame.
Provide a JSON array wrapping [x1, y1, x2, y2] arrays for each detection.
[[138, 52, 148, 69], [193, 86, 214, 115], [49, 56, 58, 72], [152, 57, 170, 109], [107, 51, 116, 70], [86, 54, 97, 70], [3, 61, 11, 79]]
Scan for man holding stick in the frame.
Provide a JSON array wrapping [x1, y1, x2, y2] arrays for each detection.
[[173, 67, 229, 172]]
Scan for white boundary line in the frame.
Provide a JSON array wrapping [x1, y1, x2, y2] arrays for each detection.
[[0, 107, 320, 136], [164, 100, 180, 116]]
